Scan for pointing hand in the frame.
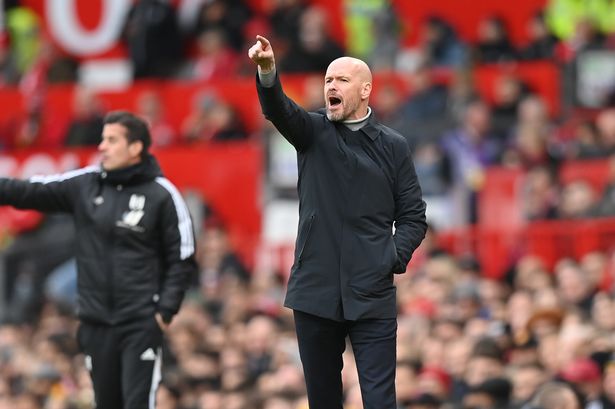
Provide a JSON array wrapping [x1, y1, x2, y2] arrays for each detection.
[[248, 35, 275, 73]]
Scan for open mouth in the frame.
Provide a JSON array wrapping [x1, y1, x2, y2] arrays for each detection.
[[328, 96, 342, 108]]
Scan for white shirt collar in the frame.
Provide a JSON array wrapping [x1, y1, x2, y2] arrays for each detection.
[[343, 107, 371, 124]]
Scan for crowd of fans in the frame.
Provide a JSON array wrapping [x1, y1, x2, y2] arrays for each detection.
[[1, 0, 615, 408], [1, 223, 615, 409]]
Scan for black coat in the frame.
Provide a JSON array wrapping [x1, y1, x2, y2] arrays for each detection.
[[257, 74, 427, 321], [0, 156, 197, 325]]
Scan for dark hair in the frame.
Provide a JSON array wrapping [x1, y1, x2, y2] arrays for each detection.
[[103, 110, 151, 157]]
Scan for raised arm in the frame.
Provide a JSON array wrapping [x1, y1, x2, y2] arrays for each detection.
[[248, 35, 315, 152]]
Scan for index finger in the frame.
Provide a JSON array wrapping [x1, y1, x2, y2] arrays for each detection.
[[256, 35, 271, 49]]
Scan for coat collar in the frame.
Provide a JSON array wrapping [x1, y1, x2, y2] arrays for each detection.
[[100, 154, 163, 186], [322, 107, 382, 141], [360, 110, 381, 141]]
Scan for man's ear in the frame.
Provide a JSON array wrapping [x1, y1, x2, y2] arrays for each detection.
[[129, 140, 144, 158], [362, 82, 372, 100]]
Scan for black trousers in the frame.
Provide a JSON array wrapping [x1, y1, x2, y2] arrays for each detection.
[[77, 318, 164, 409], [293, 310, 397, 409]]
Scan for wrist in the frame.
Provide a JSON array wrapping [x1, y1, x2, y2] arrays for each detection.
[[258, 64, 275, 75]]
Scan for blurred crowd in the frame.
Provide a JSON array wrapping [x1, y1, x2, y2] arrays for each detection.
[[1, 0, 615, 408], [1, 222, 615, 409]]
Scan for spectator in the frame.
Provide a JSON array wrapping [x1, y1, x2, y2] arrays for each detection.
[[399, 64, 449, 144], [197, 223, 251, 292], [5, 6, 41, 76], [502, 125, 555, 170], [502, 94, 561, 169], [418, 16, 468, 69], [446, 68, 480, 126], [512, 95, 554, 143], [372, 81, 408, 142], [510, 363, 548, 407], [567, 119, 603, 160], [279, 7, 344, 73], [461, 377, 512, 409], [123, 0, 183, 79], [343, 0, 400, 70], [530, 381, 581, 409], [490, 74, 531, 140], [474, 16, 518, 63], [555, 259, 598, 313], [590, 292, 615, 332], [395, 361, 420, 406], [443, 338, 473, 401], [557, 179, 598, 219], [416, 366, 452, 400], [555, 16, 605, 63], [410, 141, 452, 209], [40, 37, 78, 84], [440, 98, 501, 225], [62, 86, 104, 147], [189, 28, 239, 81], [527, 308, 565, 340], [193, 0, 252, 52], [136, 90, 178, 148], [520, 11, 560, 60], [464, 338, 506, 388], [267, 0, 307, 51], [182, 92, 248, 143], [521, 165, 560, 220], [559, 357, 604, 409]]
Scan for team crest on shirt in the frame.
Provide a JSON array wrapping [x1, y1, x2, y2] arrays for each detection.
[[116, 194, 146, 232]]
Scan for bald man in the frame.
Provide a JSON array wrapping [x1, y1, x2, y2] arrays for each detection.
[[249, 36, 427, 408], [531, 382, 581, 409]]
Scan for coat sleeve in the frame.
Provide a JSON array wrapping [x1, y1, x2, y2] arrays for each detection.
[[392, 142, 428, 273], [256, 72, 315, 152], [0, 167, 96, 213], [156, 180, 197, 323]]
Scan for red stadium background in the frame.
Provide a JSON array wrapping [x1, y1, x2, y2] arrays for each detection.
[[2, 0, 615, 279]]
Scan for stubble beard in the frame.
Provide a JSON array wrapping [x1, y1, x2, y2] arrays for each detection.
[[326, 109, 344, 122], [326, 101, 352, 122]]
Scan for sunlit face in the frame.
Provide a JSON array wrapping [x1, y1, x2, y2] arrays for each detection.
[[324, 57, 371, 122], [98, 123, 142, 171]]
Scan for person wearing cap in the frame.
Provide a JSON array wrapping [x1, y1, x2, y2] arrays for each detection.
[[0, 110, 197, 409], [248, 35, 427, 409], [559, 357, 605, 409]]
